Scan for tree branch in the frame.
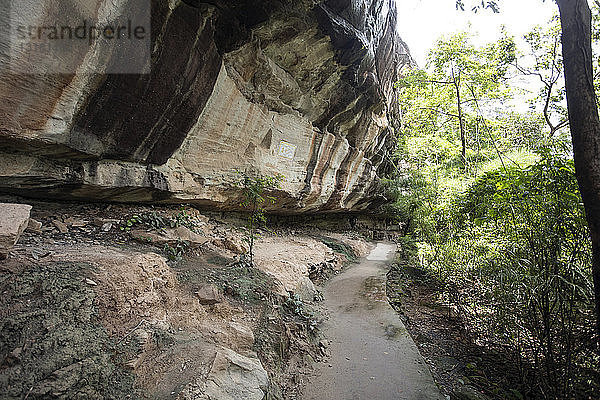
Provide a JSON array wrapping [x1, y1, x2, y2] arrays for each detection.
[[417, 107, 460, 118]]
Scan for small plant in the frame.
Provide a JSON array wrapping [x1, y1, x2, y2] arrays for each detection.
[[142, 211, 170, 230], [285, 293, 319, 332], [174, 206, 193, 227], [163, 240, 189, 262], [120, 215, 142, 231], [319, 238, 356, 261], [120, 207, 202, 234], [236, 171, 283, 265]]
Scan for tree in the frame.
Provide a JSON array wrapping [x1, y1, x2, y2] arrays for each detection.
[[555, 0, 600, 342], [455, 0, 600, 344], [397, 32, 515, 168], [516, 17, 569, 136], [237, 172, 282, 265]]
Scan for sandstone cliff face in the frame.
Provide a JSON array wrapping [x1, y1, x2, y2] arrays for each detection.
[[0, 0, 413, 213]]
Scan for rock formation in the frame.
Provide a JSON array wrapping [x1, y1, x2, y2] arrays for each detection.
[[0, 0, 413, 213], [0, 203, 32, 258]]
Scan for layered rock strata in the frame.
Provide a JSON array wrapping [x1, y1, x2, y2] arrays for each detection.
[[0, 0, 413, 213]]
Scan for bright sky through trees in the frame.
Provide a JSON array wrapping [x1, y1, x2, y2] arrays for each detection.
[[395, 0, 556, 67]]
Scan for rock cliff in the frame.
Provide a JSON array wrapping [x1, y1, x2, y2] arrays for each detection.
[[0, 0, 413, 213]]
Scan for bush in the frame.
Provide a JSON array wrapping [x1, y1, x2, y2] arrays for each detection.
[[420, 154, 598, 398], [381, 169, 439, 238]]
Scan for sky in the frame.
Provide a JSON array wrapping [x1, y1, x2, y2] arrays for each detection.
[[395, 0, 557, 67]]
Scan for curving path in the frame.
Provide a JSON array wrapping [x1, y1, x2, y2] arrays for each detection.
[[302, 242, 444, 400]]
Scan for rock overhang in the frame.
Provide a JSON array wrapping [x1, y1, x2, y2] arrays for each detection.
[[0, 0, 415, 213]]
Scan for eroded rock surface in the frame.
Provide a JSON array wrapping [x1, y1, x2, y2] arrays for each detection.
[[0, 203, 31, 258], [179, 347, 269, 400], [254, 236, 339, 299], [0, 0, 413, 213]]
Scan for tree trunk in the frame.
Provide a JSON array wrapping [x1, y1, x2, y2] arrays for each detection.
[[556, 0, 600, 342], [452, 68, 467, 163]]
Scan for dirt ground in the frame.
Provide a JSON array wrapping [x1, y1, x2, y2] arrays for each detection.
[[0, 198, 368, 399]]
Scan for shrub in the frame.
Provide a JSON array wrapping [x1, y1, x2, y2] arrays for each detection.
[[421, 154, 598, 398]]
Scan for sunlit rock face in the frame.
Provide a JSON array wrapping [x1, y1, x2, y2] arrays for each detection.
[[0, 0, 413, 213]]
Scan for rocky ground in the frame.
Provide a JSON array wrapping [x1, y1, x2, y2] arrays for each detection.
[[0, 197, 368, 400]]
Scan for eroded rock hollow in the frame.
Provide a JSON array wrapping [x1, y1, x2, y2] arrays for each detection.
[[0, 0, 413, 213]]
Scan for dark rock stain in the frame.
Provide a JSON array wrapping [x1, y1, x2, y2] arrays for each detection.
[[72, 0, 222, 165], [260, 129, 273, 149]]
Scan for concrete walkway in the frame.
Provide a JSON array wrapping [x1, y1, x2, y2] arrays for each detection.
[[302, 242, 444, 400]]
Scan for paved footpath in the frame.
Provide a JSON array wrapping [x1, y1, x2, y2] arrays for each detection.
[[302, 242, 445, 400]]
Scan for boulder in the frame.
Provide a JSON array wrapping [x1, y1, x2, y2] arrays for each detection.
[[203, 347, 269, 400], [195, 284, 224, 305], [220, 235, 249, 255], [171, 226, 211, 247], [0, 203, 32, 258]]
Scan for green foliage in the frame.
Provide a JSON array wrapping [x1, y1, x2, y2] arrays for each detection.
[[236, 172, 283, 265], [516, 15, 570, 136], [388, 21, 599, 398], [284, 293, 319, 332], [163, 240, 189, 262], [381, 170, 438, 238], [319, 237, 357, 261], [390, 29, 573, 241], [120, 207, 205, 262], [418, 155, 598, 397], [120, 207, 201, 233], [178, 259, 277, 305], [120, 215, 142, 231], [455, 0, 499, 13], [388, 157, 596, 396], [517, 7, 600, 136], [397, 31, 517, 174], [428, 30, 514, 83]]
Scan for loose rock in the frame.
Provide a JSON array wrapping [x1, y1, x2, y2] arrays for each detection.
[[64, 217, 86, 227], [27, 218, 42, 233], [0, 203, 32, 258], [195, 284, 224, 305], [203, 347, 269, 400], [52, 220, 68, 233]]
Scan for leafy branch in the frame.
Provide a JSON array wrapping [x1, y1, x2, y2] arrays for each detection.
[[236, 171, 283, 265]]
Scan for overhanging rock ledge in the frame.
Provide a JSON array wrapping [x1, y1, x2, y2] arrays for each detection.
[[0, 0, 414, 214]]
